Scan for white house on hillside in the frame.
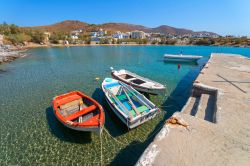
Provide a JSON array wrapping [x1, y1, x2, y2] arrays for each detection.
[[112, 31, 131, 39], [131, 30, 146, 39], [91, 29, 107, 37], [71, 35, 78, 40]]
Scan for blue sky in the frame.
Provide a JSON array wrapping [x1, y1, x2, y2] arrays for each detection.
[[1, 0, 250, 36]]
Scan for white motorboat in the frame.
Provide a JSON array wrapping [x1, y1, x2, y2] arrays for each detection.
[[164, 54, 203, 62]]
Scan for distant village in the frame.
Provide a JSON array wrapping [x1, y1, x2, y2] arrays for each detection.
[[0, 22, 249, 48], [42, 28, 221, 45]]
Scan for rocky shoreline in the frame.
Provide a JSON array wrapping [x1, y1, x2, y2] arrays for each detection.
[[0, 45, 28, 64]]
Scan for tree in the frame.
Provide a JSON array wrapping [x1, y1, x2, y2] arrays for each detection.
[[151, 40, 158, 44], [100, 38, 109, 44], [31, 31, 45, 43], [49, 32, 68, 44], [194, 39, 212, 45], [7, 33, 31, 44], [165, 39, 177, 45], [10, 24, 20, 34]]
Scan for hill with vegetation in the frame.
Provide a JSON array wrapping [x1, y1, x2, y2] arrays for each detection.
[[32, 20, 217, 36], [34, 20, 89, 32], [0, 20, 249, 47]]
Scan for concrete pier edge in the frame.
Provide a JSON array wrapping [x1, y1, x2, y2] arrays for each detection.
[[136, 53, 250, 166]]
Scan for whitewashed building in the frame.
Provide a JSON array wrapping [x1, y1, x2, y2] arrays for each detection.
[[71, 29, 83, 36], [91, 29, 107, 37], [43, 32, 51, 44], [71, 35, 79, 40], [131, 30, 146, 39]]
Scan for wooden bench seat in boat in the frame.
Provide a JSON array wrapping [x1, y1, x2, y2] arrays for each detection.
[[122, 101, 149, 117], [59, 105, 79, 117], [104, 82, 119, 89], [56, 94, 82, 106], [60, 99, 83, 110], [59, 99, 88, 117], [117, 93, 133, 101], [119, 74, 134, 79], [127, 78, 137, 82], [79, 114, 99, 126], [129, 105, 149, 117], [65, 105, 97, 121], [137, 105, 149, 113]]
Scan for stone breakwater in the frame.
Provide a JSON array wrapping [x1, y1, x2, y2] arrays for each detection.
[[137, 53, 250, 166], [0, 45, 27, 64]]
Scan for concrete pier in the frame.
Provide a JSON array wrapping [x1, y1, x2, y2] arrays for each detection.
[[137, 54, 250, 166]]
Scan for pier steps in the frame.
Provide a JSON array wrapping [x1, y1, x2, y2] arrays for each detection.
[[183, 93, 216, 123], [196, 94, 216, 123]]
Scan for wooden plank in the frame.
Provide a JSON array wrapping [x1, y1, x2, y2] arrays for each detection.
[[65, 105, 97, 121], [122, 87, 140, 115], [106, 88, 134, 119]]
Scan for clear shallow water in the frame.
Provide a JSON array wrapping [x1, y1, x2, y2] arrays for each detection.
[[0, 46, 249, 165]]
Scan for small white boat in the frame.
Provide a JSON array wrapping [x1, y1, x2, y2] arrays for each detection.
[[111, 68, 166, 95], [164, 54, 202, 62], [102, 78, 160, 129]]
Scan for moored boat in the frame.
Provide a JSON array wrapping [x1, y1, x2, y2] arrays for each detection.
[[164, 54, 203, 62], [52, 91, 105, 134], [111, 68, 166, 95], [102, 78, 160, 129]]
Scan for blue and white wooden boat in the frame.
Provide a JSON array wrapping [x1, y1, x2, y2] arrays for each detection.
[[102, 78, 160, 129], [164, 54, 202, 62]]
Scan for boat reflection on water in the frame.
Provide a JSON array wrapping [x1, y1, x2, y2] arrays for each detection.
[[163, 60, 199, 66]]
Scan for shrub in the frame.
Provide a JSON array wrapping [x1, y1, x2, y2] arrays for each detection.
[[6, 33, 31, 44], [31, 31, 45, 43], [165, 39, 177, 45], [194, 39, 212, 45]]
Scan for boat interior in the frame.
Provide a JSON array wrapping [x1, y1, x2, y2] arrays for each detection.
[[58, 96, 99, 123], [105, 82, 150, 118], [119, 73, 146, 85], [119, 73, 134, 80]]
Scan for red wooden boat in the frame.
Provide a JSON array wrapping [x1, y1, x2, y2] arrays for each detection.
[[52, 91, 105, 134]]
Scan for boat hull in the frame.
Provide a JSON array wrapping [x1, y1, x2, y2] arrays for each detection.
[[164, 54, 202, 62], [54, 111, 103, 134], [111, 72, 165, 95]]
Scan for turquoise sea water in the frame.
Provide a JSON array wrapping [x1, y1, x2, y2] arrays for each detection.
[[0, 46, 249, 165]]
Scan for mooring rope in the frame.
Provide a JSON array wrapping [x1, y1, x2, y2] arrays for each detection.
[[102, 111, 167, 147], [100, 131, 103, 166], [103, 127, 128, 146]]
